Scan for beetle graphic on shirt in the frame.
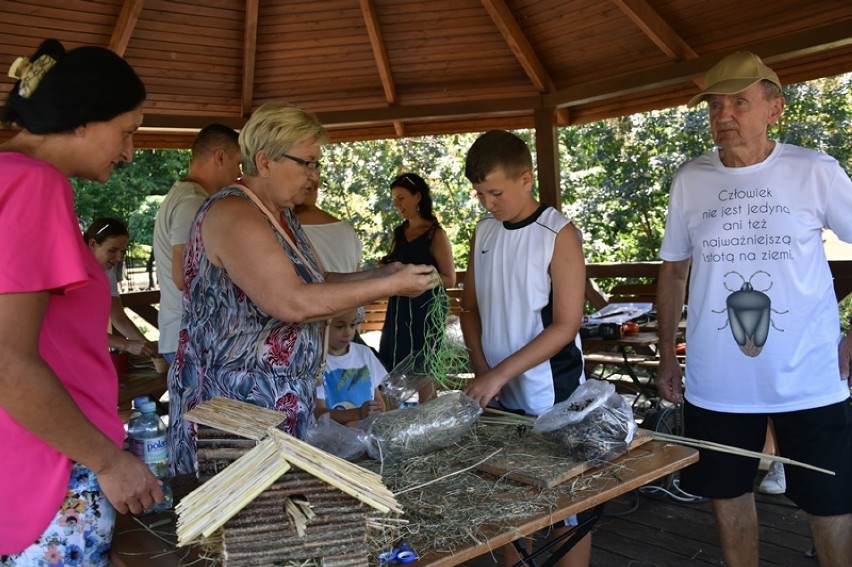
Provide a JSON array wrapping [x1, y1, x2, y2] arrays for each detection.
[[712, 270, 788, 357]]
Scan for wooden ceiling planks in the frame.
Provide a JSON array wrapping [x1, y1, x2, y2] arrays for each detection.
[[0, 0, 851, 147]]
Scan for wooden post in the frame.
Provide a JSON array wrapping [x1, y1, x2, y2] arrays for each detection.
[[534, 107, 560, 210]]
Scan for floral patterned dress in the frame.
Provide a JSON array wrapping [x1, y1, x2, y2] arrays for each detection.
[[167, 186, 325, 476]]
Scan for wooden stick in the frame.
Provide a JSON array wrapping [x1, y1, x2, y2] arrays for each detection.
[[651, 432, 835, 475], [482, 407, 536, 424], [284, 497, 309, 537]]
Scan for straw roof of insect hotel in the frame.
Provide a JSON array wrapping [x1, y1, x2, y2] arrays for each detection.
[[176, 397, 400, 566]]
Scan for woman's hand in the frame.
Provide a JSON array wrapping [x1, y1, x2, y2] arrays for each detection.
[[93, 449, 165, 515], [124, 339, 157, 358], [374, 261, 404, 278], [390, 264, 441, 297]]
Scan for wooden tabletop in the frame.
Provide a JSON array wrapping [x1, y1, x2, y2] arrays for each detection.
[[410, 440, 697, 567], [117, 355, 167, 420], [583, 331, 660, 350]]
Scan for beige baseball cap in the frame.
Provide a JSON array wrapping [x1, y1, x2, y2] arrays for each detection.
[[687, 51, 781, 107]]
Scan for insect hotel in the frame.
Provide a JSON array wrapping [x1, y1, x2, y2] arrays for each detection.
[[175, 397, 400, 566]]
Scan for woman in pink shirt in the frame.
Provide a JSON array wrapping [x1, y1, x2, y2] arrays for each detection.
[[0, 39, 163, 564]]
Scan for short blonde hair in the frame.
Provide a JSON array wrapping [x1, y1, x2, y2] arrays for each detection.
[[239, 102, 329, 176]]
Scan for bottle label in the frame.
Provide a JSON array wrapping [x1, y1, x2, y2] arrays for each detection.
[[130, 436, 169, 478]]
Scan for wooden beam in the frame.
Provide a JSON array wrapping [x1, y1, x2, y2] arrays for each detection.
[[108, 20, 852, 135], [140, 95, 542, 130], [611, 0, 703, 88], [545, 19, 852, 109], [533, 107, 559, 209], [611, 0, 697, 61], [480, 0, 569, 124], [108, 0, 145, 56], [480, 0, 554, 93], [359, 0, 404, 136], [241, 0, 259, 116]]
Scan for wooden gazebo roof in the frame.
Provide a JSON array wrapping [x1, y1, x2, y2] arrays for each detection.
[[2, 0, 851, 150]]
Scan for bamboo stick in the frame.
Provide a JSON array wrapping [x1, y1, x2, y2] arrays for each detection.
[[651, 432, 835, 475], [283, 497, 309, 537]]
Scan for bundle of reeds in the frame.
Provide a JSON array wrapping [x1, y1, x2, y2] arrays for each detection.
[[184, 396, 286, 440], [268, 428, 401, 514]]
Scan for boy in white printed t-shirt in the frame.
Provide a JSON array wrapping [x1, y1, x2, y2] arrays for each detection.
[[316, 308, 386, 426]]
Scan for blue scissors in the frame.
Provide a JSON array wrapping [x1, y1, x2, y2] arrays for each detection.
[[378, 541, 418, 564]]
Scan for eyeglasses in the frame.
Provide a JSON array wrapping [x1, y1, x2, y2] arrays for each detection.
[[279, 152, 321, 173]]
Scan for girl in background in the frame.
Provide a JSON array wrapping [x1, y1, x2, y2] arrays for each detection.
[[84, 218, 158, 358]]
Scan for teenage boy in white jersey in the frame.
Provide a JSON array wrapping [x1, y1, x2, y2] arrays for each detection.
[[656, 51, 852, 566], [461, 129, 589, 567]]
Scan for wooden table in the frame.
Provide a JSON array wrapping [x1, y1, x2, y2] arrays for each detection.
[[409, 440, 697, 566], [109, 439, 696, 567], [582, 331, 663, 411], [117, 355, 168, 421]]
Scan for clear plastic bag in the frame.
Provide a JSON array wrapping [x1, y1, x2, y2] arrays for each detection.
[[378, 352, 433, 405], [363, 391, 483, 463], [533, 380, 637, 467], [303, 413, 368, 461], [532, 379, 614, 433]]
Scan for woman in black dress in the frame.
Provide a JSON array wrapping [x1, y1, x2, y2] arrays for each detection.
[[379, 173, 456, 396]]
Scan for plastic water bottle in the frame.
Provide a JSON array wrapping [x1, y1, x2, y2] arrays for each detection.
[[127, 401, 173, 511]]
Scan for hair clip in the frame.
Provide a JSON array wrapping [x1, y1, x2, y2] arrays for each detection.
[[8, 53, 57, 99]]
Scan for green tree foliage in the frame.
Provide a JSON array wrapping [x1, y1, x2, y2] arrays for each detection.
[[72, 149, 188, 252], [319, 134, 483, 268], [777, 74, 852, 171], [560, 109, 712, 262]]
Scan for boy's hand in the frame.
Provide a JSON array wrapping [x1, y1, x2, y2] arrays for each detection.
[[359, 400, 384, 418], [463, 373, 503, 408]]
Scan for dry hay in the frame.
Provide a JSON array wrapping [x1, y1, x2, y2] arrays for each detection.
[[362, 421, 635, 556]]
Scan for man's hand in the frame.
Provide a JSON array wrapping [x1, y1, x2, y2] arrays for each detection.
[[839, 334, 852, 387], [655, 356, 685, 404]]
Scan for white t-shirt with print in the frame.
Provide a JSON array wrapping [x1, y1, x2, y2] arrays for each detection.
[[660, 142, 852, 412], [318, 343, 386, 410]]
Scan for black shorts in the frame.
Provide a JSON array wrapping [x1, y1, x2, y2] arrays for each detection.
[[679, 398, 852, 516]]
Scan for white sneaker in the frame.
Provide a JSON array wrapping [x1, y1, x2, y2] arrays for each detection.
[[758, 461, 786, 494]]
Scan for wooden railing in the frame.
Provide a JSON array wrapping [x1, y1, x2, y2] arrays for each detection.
[[120, 261, 852, 331], [584, 259, 852, 310]]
